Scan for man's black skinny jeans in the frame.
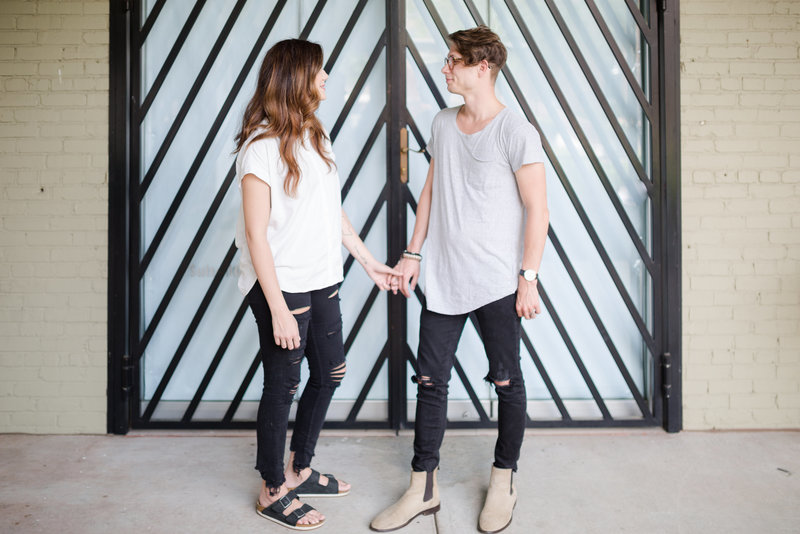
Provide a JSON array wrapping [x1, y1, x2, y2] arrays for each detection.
[[411, 292, 526, 473]]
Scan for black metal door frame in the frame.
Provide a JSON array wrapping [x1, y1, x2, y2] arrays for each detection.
[[108, 0, 682, 434]]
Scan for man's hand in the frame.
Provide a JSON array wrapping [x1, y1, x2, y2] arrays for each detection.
[[516, 278, 542, 319], [391, 257, 420, 298]]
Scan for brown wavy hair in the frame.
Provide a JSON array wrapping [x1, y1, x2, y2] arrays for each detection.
[[234, 39, 334, 197], [448, 25, 506, 80]]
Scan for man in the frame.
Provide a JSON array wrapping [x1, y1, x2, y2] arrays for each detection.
[[370, 26, 549, 533]]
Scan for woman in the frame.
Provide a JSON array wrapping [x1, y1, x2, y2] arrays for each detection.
[[234, 39, 398, 531]]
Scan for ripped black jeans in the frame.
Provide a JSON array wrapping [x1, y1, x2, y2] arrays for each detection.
[[412, 293, 526, 473], [247, 282, 345, 491]]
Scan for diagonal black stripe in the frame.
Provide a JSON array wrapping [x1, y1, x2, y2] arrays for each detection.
[[139, 0, 251, 194], [140, 0, 213, 118], [548, 228, 654, 418], [139, 0, 167, 43], [537, 282, 612, 420], [546, 0, 652, 186], [625, 0, 655, 44], [341, 111, 387, 201], [299, 0, 327, 40], [182, 298, 250, 422], [506, 69, 657, 350], [142, 242, 238, 421], [138, 165, 235, 353], [344, 184, 387, 277], [493, 1, 656, 275], [345, 341, 388, 423], [421, 0, 448, 37], [521, 329, 572, 421], [585, 0, 653, 119], [343, 285, 380, 355], [323, 0, 369, 72], [330, 30, 386, 141], [222, 350, 261, 423], [139, 0, 288, 272], [406, 32, 447, 110]]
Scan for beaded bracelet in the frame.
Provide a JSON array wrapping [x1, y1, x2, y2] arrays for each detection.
[[402, 250, 422, 261]]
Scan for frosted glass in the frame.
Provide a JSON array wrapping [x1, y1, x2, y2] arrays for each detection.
[[137, 0, 654, 415]]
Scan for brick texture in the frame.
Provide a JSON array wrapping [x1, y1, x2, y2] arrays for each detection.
[[682, 0, 800, 429], [0, 0, 108, 433], [1, 0, 797, 434]]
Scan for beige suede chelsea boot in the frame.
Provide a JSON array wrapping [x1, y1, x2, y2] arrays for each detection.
[[370, 470, 440, 532], [478, 466, 516, 533]]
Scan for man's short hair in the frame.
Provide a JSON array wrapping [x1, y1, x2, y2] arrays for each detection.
[[447, 25, 507, 79]]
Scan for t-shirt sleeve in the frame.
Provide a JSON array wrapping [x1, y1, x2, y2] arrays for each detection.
[[426, 121, 437, 160], [239, 138, 275, 187], [507, 121, 546, 172]]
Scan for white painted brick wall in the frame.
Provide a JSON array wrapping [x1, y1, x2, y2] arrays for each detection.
[[682, 0, 800, 429], [0, 0, 108, 433], [1, 0, 797, 433]]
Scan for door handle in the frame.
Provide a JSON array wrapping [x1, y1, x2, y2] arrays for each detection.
[[400, 127, 426, 184], [400, 127, 408, 184]]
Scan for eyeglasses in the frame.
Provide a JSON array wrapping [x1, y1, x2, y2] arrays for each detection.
[[444, 55, 464, 69], [444, 55, 492, 70]]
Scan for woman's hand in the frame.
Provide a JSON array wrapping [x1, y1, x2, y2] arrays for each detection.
[[272, 307, 301, 350], [365, 262, 402, 291]]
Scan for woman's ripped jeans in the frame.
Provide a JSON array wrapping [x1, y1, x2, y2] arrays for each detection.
[[247, 282, 345, 491]]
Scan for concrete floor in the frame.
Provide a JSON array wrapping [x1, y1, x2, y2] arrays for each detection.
[[0, 429, 798, 534]]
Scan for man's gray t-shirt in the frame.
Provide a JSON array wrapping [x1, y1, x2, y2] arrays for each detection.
[[423, 106, 545, 315]]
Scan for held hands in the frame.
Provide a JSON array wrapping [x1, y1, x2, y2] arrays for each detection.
[[365, 261, 403, 291], [516, 277, 542, 319], [389, 257, 420, 298]]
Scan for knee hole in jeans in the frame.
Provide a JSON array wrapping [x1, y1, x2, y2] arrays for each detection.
[[412, 375, 434, 387], [494, 379, 511, 387], [329, 362, 346, 385], [327, 289, 339, 299], [291, 305, 310, 315]]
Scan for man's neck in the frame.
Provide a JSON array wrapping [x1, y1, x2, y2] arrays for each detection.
[[460, 88, 504, 122]]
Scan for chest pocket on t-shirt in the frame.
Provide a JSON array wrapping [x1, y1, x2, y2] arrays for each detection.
[[462, 133, 505, 188]]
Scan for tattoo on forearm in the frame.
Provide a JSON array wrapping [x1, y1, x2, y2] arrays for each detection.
[[342, 214, 354, 237], [354, 244, 368, 265], [342, 214, 369, 265]]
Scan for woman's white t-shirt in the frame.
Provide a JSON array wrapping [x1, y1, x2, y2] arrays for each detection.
[[234, 129, 343, 295]]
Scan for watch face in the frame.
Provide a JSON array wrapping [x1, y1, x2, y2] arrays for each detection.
[[523, 270, 536, 281]]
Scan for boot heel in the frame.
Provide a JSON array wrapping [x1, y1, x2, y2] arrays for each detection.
[[422, 504, 441, 516]]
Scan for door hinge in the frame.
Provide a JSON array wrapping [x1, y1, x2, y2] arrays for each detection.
[[124, 0, 131, 13], [661, 352, 672, 399], [121, 353, 133, 397], [658, 0, 667, 13]]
